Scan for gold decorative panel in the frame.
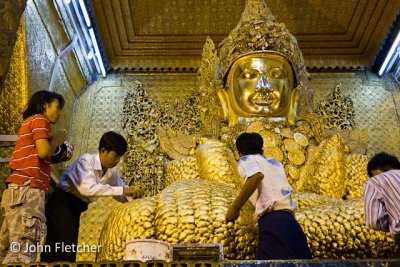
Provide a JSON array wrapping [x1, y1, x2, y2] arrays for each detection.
[[121, 79, 201, 195], [71, 73, 199, 163], [89, 0, 399, 71], [70, 77, 128, 161], [311, 71, 400, 158], [76, 197, 122, 262], [83, 86, 128, 153], [125, 73, 200, 103]]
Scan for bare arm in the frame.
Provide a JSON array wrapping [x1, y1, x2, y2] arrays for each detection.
[[35, 129, 68, 159], [226, 172, 263, 222], [35, 139, 58, 159]]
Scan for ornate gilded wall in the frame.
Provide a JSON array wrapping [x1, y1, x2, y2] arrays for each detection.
[[70, 73, 200, 195], [70, 73, 198, 159], [311, 71, 400, 157], [70, 71, 400, 194]]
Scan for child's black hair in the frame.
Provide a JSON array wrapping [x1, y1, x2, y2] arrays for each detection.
[[99, 131, 128, 156], [236, 132, 263, 155], [367, 152, 400, 177], [23, 90, 65, 120]]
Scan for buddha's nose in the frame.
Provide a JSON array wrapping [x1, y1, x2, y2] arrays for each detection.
[[255, 75, 273, 92]]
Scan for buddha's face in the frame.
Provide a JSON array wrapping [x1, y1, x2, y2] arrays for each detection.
[[227, 54, 295, 117]]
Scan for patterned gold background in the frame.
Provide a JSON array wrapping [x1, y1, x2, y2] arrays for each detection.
[[70, 73, 198, 162], [312, 72, 400, 157]]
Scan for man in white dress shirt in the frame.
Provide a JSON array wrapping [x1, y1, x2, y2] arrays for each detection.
[[226, 132, 311, 259], [42, 131, 143, 262]]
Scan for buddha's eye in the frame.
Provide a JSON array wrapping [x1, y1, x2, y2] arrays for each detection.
[[269, 67, 282, 79], [241, 69, 258, 79]]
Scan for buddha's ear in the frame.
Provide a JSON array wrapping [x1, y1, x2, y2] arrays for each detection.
[[216, 85, 230, 122], [288, 85, 302, 125]]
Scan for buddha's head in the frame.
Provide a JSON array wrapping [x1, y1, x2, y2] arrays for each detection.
[[224, 51, 299, 125], [214, 0, 312, 126]]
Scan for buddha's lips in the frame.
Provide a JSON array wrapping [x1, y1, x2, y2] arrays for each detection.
[[253, 92, 274, 106]]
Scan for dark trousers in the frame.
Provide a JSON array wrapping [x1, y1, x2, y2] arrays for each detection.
[[41, 188, 88, 262], [256, 210, 312, 260]]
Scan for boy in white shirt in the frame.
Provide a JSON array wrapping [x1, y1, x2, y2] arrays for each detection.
[[226, 132, 311, 259], [42, 131, 142, 262]]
